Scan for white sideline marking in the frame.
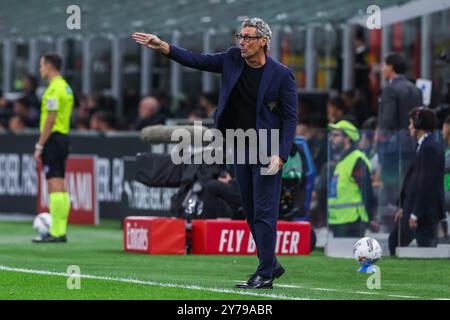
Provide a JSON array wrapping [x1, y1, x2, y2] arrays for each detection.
[[234, 280, 449, 300], [276, 284, 428, 299], [275, 283, 378, 295], [387, 294, 421, 299], [353, 291, 380, 295], [279, 284, 337, 292], [0, 265, 306, 300]]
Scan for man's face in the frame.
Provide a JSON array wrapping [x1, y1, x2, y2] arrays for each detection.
[[330, 130, 346, 153], [408, 118, 417, 138], [138, 97, 159, 119], [238, 27, 266, 59], [13, 100, 27, 117], [90, 115, 100, 130], [327, 104, 342, 124], [23, 78, 33, 92], [442, 123, 450, 141], [382, 62, 393, 80], [9, 116, 25, 133], [199, 96, 209, 110], [39, 57, 50, 80]]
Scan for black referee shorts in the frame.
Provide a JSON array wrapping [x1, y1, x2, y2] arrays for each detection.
[[42, 132, 70, 179]]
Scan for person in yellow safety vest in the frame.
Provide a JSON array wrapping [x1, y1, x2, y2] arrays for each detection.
[[328, 120, 380, 237]]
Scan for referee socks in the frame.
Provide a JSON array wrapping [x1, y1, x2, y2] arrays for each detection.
[[49, 192, 71, 237]]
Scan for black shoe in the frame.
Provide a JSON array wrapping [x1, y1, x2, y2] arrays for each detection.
[[32, 233, 67, 243], [235, 275, 273, 289], [272, 263, 285, 280]]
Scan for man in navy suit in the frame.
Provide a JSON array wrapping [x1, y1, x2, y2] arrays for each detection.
[[133, 17, 298, 289], [388, 107, 446, 255]]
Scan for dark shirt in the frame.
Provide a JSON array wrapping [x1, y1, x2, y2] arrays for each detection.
[[226, 63, 265, 131], [134, 113, 167, 130], [377, 75, 423, 131]]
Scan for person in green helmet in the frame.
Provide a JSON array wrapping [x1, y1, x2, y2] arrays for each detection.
[[328, 120, 380, 237]]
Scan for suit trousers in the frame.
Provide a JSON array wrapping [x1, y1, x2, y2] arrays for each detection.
[[232, 159, 283, 278], [388, 220, 438, 255]]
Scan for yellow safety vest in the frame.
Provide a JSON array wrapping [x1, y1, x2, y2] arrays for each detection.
[[328, 149, 371, 225]]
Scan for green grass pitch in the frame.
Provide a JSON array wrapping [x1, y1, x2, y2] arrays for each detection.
[[0, 220, 449, 300]]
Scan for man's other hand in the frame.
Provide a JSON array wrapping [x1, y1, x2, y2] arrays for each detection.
[[394, 209, 403, 223], [265, 155, 284, 175], [218, 173, 232, 184], [409, 217, 418, 229], [369, 220, 381, 233], [34, 149, 42, 164]]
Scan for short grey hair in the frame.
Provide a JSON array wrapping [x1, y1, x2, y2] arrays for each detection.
[[240, 17, 272, 52]]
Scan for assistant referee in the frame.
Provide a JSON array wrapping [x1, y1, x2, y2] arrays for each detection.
[[33, 53, 73, 243]]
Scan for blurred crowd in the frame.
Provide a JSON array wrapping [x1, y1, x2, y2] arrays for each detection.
[[0, 75, 219, 134], [2, 75, 448, 136]]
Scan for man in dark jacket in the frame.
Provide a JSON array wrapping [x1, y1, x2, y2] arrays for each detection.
[[133, 17, 297, 289], [377, 54, 423, 133], [388, 107, 445, 255], [376, 53, 423, 206]]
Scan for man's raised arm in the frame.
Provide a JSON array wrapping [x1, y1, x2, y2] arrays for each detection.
[[132, 32, 225, 73]]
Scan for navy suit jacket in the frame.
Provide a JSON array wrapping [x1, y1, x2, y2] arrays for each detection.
[[399, 135, 445, 225], [167, 45, 298, 161]]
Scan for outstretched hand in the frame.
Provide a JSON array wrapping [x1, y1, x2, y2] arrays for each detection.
[[132, 32, 162, 49]]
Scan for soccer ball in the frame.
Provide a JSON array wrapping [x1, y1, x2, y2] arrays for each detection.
[[33, 212, 52, 236], [353, 237, 382, 265]]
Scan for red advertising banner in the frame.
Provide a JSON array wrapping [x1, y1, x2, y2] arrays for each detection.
[[123, 216, 186, 254], [37, 155, 99, 225], [192, 220, 311, 255]]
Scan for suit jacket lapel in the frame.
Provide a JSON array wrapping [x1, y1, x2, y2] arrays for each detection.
[[227, 58, 245, 98], [257, 56, 276, 110], [404, 139, 422, 180]]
